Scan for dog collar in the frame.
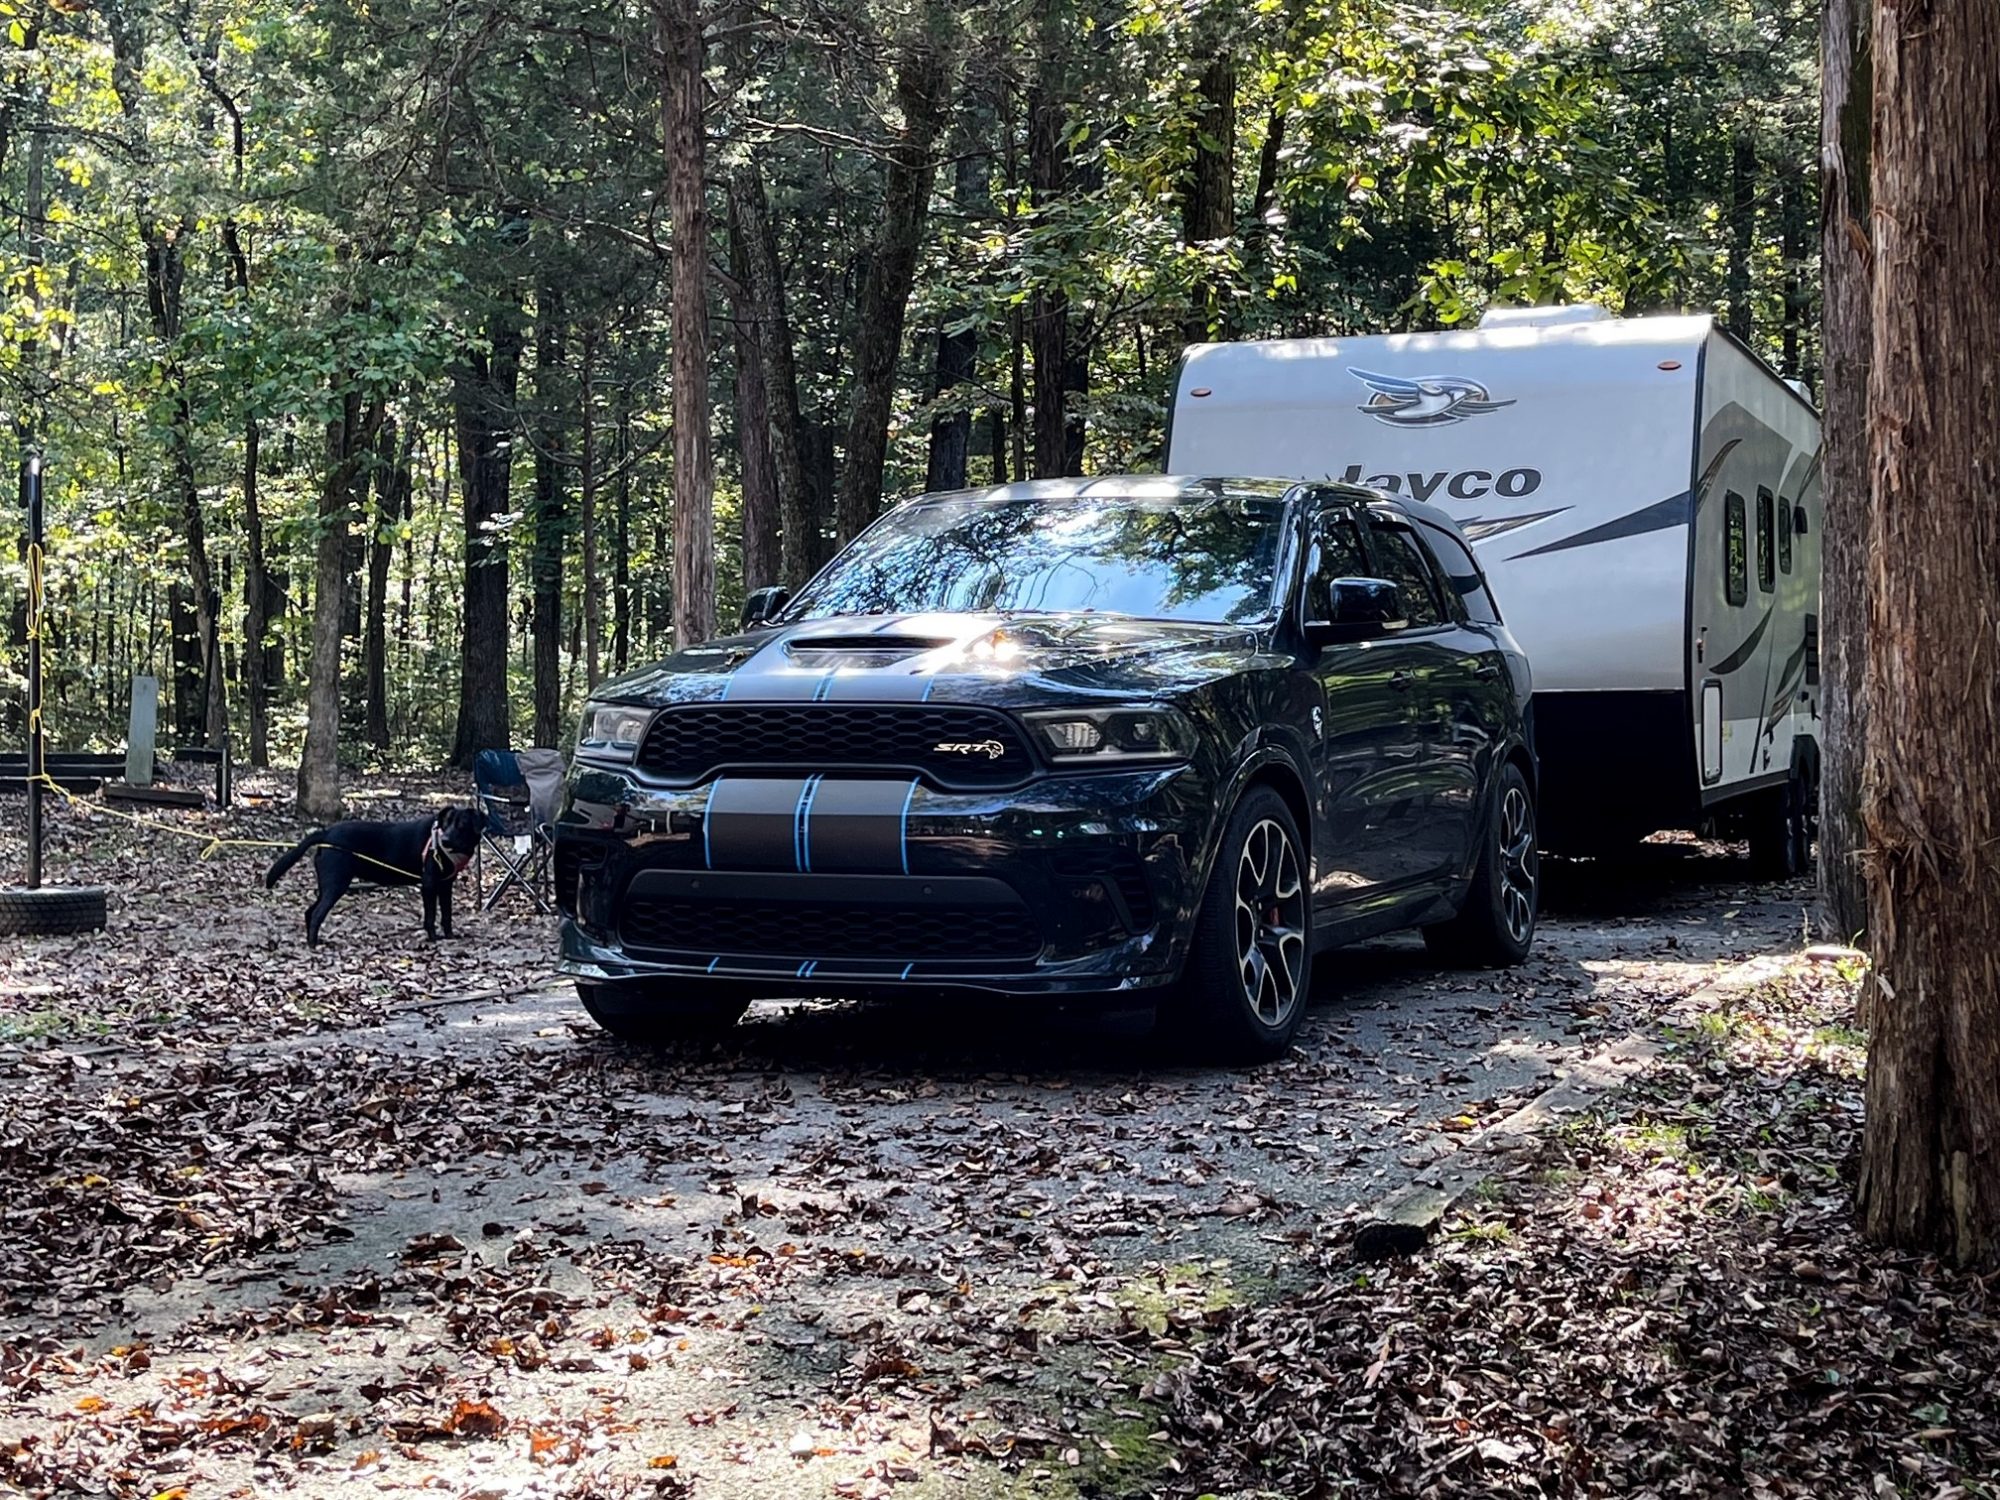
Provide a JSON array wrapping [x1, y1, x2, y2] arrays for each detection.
[[425, 826, 473, 874]]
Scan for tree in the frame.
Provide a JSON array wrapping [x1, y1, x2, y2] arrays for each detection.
[[1854, 0, 2000, 1269], [1818, 0, 1872, 943], [659, 0, 714, 649]]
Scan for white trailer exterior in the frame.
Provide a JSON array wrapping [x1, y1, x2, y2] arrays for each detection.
[[1166, 308, 1823, 860]]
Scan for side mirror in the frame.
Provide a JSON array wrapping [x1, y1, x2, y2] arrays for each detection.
[[1304, 577, 1404, 645], [740, 585, 791, 630]]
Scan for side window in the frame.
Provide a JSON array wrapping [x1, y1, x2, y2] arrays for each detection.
[[1778, 493, 1794, 574], [1304, 515, 1371, 621], [1756, 487, 1776, 593], [1368, 524, 1447, 628], [1724, 491, 1748, 607], [1418, 521, 1502, 624]]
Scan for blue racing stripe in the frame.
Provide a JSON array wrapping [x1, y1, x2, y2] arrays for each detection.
[[703, 779, 720, 869], [707, 957, 720, 974], [898, 779, 918, 875], [798, 775, 824, 872], [921, 676, 936, 702], [812, 670, 836, 702], [899, 962, 914, 981]]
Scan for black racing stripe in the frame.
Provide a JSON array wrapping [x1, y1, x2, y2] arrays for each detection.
[[1707, 604, 1773, 677], [1507, 490, 1691, 561], [704, 775, 812, 870], [801, 778, 916, 873]]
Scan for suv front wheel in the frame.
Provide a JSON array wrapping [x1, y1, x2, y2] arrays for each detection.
[[1169, 786, 1313, 1063]]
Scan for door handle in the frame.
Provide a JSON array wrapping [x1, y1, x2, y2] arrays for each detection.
[[1388, 669, 1415, 689]]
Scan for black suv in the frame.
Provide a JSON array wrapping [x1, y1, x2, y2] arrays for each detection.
[[554, 476, 1537, 1060]]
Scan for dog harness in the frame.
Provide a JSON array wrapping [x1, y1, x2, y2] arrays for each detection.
[[424, 825, 473, 875]]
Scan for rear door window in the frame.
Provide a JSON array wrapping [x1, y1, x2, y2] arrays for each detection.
[[1418, 521, 1502, 624]]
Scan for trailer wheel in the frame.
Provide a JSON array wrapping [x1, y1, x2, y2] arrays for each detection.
[[0, 885, 108, 937], [1747, 772, 1811, 880]]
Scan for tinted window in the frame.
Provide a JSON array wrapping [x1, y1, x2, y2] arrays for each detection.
[[1304, 515, 1370, 622], [1418, 521, 1502, 624], [1369, 524, 1446, 628], [1725, 492, 1748, 607], [1756, 488, 1776, 593], [786, 492, 1289, 625], [1778, 493, 1794, 574]]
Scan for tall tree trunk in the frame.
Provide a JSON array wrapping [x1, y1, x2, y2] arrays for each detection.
[[1180, 49, 1236, 343], [1028, 59, 1069, 479], [450, 310, 523, 766], [299, 389, 383, 819], [1777, 160, 1810, 380], [729, 159, 814, 587], [728, 206, 781, 592], [1819, 0, 1873, 945], [835, 27, 955, 544], [925, 130, 987, 494], [659, 0, 715, 647], [614, 388, 633, 671], [1725, 129, 1757, 341], [1854, 0, 2000, 1270], [363, 415, 409, 751], [531, 284, 567, 749], [579, 322, 604, 687]]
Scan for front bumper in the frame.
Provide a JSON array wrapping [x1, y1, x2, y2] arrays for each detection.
[[553, 762, 1216, 996]]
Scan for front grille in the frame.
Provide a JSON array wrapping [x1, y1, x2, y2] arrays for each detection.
[[619, 896, 1041, 962], [636, 705, 1035, 788]]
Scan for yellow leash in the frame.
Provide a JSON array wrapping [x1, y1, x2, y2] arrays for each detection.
[[27, 772, 434, 881]]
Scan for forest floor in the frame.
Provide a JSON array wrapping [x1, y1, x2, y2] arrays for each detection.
[[1, 775, 1993, 1499]]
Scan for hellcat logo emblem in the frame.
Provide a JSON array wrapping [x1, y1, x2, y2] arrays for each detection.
[[1351, 368, 1517, 428], [934, 739, 1007, 759]]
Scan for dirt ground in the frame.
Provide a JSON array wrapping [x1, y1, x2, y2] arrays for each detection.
[[0, 776, 1828, 1498]]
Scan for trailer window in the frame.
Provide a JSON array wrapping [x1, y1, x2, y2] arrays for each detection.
[[1418, 521, 1502, 624], [1778, 494, 1794, 574], [1756, 488, 1776, 593], [1725, 492, 1748, 606]]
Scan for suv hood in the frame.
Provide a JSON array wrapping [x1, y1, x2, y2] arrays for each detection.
[[595, 612, 1265, 707]]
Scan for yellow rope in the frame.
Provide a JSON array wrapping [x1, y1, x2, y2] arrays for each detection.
[[28, 772, 434, 880]]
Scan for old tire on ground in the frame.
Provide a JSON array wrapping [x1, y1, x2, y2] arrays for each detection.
[[1747, 768, 1811, 880], [576, 979, 750, 1044], [0, 885, 108, 938], [1167, 785, 1312, 1064], [1423, 762, 1539, 967]]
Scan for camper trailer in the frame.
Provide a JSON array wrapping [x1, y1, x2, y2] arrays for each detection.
[[1166, 307, 1823, 871]]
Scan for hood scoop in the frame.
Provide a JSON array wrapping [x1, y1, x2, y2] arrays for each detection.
[[786, 634, 953, 658]]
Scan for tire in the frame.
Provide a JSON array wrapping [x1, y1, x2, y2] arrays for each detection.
[[0, 885, 108, 937], [1747, 769, 1811, 880], [575, 979, 750, 1044], [1423, 763, 1538, 967], [1167, 786, 1312, 1064]]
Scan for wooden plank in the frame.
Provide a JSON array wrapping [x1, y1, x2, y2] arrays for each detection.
[[102, 782, 206, 808]]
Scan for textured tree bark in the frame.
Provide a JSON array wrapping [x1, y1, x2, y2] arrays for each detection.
[[531, 285, 567, 749], [1819, 0, 1873, 945], [1725, 130, 1757, 340], [579, 322, 604, 687], [727, 205, 780, 593], [729, 159, 814, 588], [660, 0, 715, 648], [1028, 59, 1069, 479], [1855, 0, 2000, 1269], [450, 309, 522, 767], [835, 26, 955, 545], [363, 416, 410, 751], [299, 389, 383, 820], [1180, 49, 1236, 343], [925, 139, 987, 493]]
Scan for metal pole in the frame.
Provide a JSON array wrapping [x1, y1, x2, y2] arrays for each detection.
[[22, 453, 43, 889]]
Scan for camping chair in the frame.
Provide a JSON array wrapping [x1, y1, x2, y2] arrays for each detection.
[[471, 747, 566, 914]]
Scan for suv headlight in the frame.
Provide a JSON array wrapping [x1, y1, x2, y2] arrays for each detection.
[[1023, 706, 1195, 765], [575, 702, 653, 761]]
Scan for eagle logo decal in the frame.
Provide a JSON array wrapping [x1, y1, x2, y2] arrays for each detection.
[[1350, 369, 1516, 427]]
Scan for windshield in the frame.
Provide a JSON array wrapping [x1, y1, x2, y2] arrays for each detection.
[[785, 492, 1290, 625]]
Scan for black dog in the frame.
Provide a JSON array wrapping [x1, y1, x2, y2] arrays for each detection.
[[264, 806, 484, 947]]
